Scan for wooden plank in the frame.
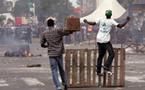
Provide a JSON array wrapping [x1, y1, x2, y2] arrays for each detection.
[[65, 50, 71, 86], [108, 64, 112, 86], [93, 50, 97, 86], [87, 50, 91, 86], [79, 49, 85, 86], [120, 49, 125, 86], [65, 48, 125, 88], [123, 49, 125, 86], [98, 76, 102, 87], [114, 49, 118, 86], [98, 49, 102, 86], [72, 50, 78, 86]]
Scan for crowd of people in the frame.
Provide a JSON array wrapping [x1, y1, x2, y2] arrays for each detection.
[[0, 24, 45, 44], [0, 23, 98, 45]]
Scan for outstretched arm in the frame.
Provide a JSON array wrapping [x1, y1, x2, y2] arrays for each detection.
[[84, 19, 96, 25], [58, 29, 73, 36], [117, 16, 130, 28]]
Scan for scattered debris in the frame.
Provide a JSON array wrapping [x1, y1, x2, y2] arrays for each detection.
[[26, 64, 41, 67], [139, 72, 143, 75], [4, 44, 30, 57], [129, 68, 135, 71], [125, 48, 135, 53]]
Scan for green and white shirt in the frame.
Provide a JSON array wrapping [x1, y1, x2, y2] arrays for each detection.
[[95, 18, 119, 43]]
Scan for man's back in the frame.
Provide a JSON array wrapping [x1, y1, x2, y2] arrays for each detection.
[[96, 18, 118, 43], [40, 26, 72, 57], [41, 27, 64, 57]]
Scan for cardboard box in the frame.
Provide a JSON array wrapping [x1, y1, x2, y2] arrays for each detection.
[[63, 17, 80, 31]]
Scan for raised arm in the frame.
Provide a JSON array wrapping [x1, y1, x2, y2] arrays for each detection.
[[58, 29, 73, 36], [83, 19, 96, 25], [117, 16, 130, 28]]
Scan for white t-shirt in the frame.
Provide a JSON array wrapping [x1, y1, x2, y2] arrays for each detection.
[[95, 18, 119, 43]]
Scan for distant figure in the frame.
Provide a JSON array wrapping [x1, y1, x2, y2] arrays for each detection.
[[141, 21, 145, 31], [40, 19, 73, 90], [84, 10, 130, 75], [138, 21, 145, 43], [27, 27, 32, 44]]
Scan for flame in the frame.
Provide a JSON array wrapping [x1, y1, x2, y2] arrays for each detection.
[[25, 50, 27, 55], [24, 50, 31, 56], [28, 53, 31, 56]]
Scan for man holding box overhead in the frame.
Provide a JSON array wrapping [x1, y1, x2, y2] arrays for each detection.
[[84, 10, 130, 75], [40, 19, 73, 90]]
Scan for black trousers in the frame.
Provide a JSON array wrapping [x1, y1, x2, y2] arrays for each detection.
[[97, 42, 115, 73]]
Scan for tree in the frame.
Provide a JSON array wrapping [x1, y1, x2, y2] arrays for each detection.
[[0, 0, 8, 14], [118, 0, 135, 8], [0, 6, 7, 14], [34, 0, 60, 21], [37, 0, 78, 22], [0, 15, 6, 25], [0, 0, 4, 6], [0, 1, 13, 14], [7, 18, 14, 24], [13, 0, 30, 16], [13, 0, 77, 22]]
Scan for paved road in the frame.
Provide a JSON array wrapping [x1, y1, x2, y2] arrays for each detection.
[[0, 38, 145, 90]]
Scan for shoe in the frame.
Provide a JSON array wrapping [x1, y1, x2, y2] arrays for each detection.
[[104, 70, 113, 76], [96, 68, 102, 76], [64, 85, 68, 90], [97, 73, 104, 76]]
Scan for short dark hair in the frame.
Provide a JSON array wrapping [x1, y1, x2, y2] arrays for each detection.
[[47, 19, 54, 27]]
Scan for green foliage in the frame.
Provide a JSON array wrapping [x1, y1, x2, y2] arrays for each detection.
[[7, 18, 13, 24], [37, 0, 78, 22], [0, 6, 7, 14], [39, 0, 58, 11], [0, 15, 6, 21], [119, 0, 135, 9], [0, 0, 4, 6], [13, 0, 78, 22], [0, 15, 6, 25], [0, 1, 8, 14], [13, 0, 30, 16]]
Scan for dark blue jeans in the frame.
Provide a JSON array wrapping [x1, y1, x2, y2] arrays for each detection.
[[49, 55, 67, 90], [97, 42, 115, 73]]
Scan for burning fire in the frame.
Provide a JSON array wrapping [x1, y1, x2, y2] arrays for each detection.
[[24, 50, 31, 56], [28, 53, 31, 56], [25, 50, 27, 55]]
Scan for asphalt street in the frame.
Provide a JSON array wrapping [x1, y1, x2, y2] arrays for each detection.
[[0, 38, 145, 90]]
